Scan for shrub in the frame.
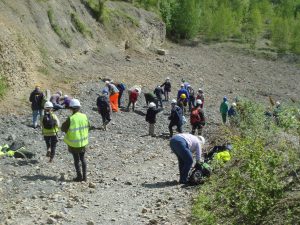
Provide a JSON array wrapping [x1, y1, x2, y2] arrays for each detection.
[[70, 13, 93, 38], [271, 17, 291, 52]]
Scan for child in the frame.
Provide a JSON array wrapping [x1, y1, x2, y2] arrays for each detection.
[[40, 101, 60, 162], [145, 102, 163, 136]]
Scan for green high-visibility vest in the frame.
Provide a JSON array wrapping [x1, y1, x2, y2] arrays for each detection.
[[64, 112, 89, 148]]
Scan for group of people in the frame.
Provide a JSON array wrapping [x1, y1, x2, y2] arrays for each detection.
[[27, 78, 241, 185]]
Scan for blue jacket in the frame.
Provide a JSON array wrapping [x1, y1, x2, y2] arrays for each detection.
[[169, 106, 183, 125], [228, 106, 236, 117], [177, 88, 189, 100]]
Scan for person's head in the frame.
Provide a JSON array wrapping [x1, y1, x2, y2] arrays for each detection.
[[198, 136, 205, 147], [166, 77, 170, 81], [57, 91, 62, 96], [180, 83, 184, 88], [102, 90, 109, 96], [187, 84, 191, 89], [105, 80, 110, 86], [196, 99, 202, 106], [232, 102, 237, 107], [64, 95, 68, 99], [180, 93, 186, 99], [44, 101, 53, 112], [149, 102, 156, 108], [35, 85, 40, 91], [171, 99, 177, 107], [223, 96, 227, 102], [69, 99, 81, 112], [276, 101, 280, 107], [225, 144, 233, 151], [134, 88, 139, 93], [198, 88, 203, 94]]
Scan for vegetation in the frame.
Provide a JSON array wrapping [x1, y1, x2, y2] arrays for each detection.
[[192, 100, 300, 224], [47, 8, 72, 48], [118, 0, 300, 54], [0, 75, 8, 98], [70, 13, 93, 38]]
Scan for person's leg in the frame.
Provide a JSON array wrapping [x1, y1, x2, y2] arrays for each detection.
[[132, 102, 135, 111], [170, 136, 192, 183], [71, 150, 82, 181], [79, 150, 87, 181], [118, 91, 123, 107], [222, 113, 227, 124], [191, 124, 196, 135], [159, 98, 163, 108], [168, 123, 174, 137], [44, 136, 51, 156], [49, 136, 58, 162], [127, 101, 131, 111], [149, 123, 155, 136], [32, 110, 38, 128], [177, 124, 183, 133]]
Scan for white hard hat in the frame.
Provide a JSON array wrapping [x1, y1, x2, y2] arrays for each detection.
[[64, 95, 68, 98], [149, 102, 156, 108], [232, 102, 237, 107], [276, 101, 280, 106], [198, 136, 205, 146], [44, 101, 53, 109], [180, 83, 184, 87], [70, 99, 81, 108], [171, 99, 177, 104], [196, 99, 202, 105], [166, 77, 170, 80], [105, 81, 110, 85]]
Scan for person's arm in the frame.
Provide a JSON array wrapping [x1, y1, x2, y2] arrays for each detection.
[[195, 141, 202, 163], [53, 114, 60, 127], [61, 117, 70, 133], [29, 92, 33, 102]]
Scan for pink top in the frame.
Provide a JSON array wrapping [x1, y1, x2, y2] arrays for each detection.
[[176, 133, 202, 161]]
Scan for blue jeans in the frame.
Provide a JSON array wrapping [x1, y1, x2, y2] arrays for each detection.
[[170, 135, 193, 183], [32, 109, 43, 127]]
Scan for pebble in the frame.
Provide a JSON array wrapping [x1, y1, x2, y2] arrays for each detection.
[[88, 182, 96, 188]]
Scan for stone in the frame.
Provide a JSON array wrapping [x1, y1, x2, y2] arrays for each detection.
[[87, 221, 95, 225], [124, 181, 132, 185], [149, 219, 158, 224], [88, 182, 96, 188], [157, 49, 168, 56], [47, 217, 57, 224], [141, 208, 148, 213]]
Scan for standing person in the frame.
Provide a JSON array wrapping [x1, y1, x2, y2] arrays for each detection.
[[40, 101, 60, 163], [154, 85, 164, 108], [50, 91, 64, 111], [61, 99, 89, 182], [187, 85, 195, 112], [97, 91, 111, 131], [127, 88, 139, 112], [220, 96, 229, 124], [145, 102, 163, 136], [170, 134, 205, 184], [106, 81, 119, 112], [161, 77, 171, 101], [29, 85, 44, 128], [196, 89, 204, 109], [178, 93, 188, 114], [168, 99, 183, 137], [190, 99, 206, 135]]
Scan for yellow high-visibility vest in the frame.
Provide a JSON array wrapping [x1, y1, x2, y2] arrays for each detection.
[[42, 113, 59, 136], [64, 112, 89, 148]]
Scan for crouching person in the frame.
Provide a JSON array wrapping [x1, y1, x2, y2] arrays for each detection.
[[170, 134, 205, 184], [41, 101, 60, 163], [145, 102, 163, 136], [61, 99, 90, 182]]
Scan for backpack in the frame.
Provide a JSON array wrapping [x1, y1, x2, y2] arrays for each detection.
[[188, 162, 212, 186], [97, 96, 109, 110], [118, 83, 126, 91], [43, 113, 57, 129], [190, 108, 201, 124]]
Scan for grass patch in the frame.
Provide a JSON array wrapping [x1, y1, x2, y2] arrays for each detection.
[[0, 76, 8, 99], [192, 100, 300, 225], [70, 13, 93, 38], [47, 8, 72, 48], [37, 66, 50, 76]]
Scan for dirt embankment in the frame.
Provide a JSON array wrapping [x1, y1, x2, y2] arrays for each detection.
[[0, 0, 165, 113]]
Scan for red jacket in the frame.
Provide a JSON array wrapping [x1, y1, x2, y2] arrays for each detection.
[[129, 91, 139, 103]]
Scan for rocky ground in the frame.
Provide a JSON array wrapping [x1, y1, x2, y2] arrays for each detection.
[[0, 43, 300, 225]]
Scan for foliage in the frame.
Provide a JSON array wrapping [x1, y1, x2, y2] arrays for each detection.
[[193, 100, 300, 224], [47, 8, 72, 48], [0, 75, 8, 99], [70, 13, 93, 38]]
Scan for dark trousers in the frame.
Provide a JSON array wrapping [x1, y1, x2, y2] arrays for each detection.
[[191, 122, 203, 135], [170, 136, 193, 183], [100, 110, 111, 124], [118, 91, 123, 107], [157, 98, 163, 108], [169, 122, 182, 137], [69, 148, 87, 180], [44, 136, 58, 159], [127, 101, 136, 111], [188, 96, 195, 111]]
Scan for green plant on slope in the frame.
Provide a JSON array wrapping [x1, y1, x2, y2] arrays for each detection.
[[0, 75, 8, 98], [47, 8, 72, 48], [70, 13, 93, 38]]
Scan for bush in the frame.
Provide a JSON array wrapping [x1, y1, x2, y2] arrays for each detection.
[[193, 100, 300, 224], [70, 13, 93, 38], [47, 8, 72, 47], [271, 17, 291, 52]]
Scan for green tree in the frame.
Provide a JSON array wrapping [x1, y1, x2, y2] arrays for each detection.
[[271, 17, 291, 52]]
